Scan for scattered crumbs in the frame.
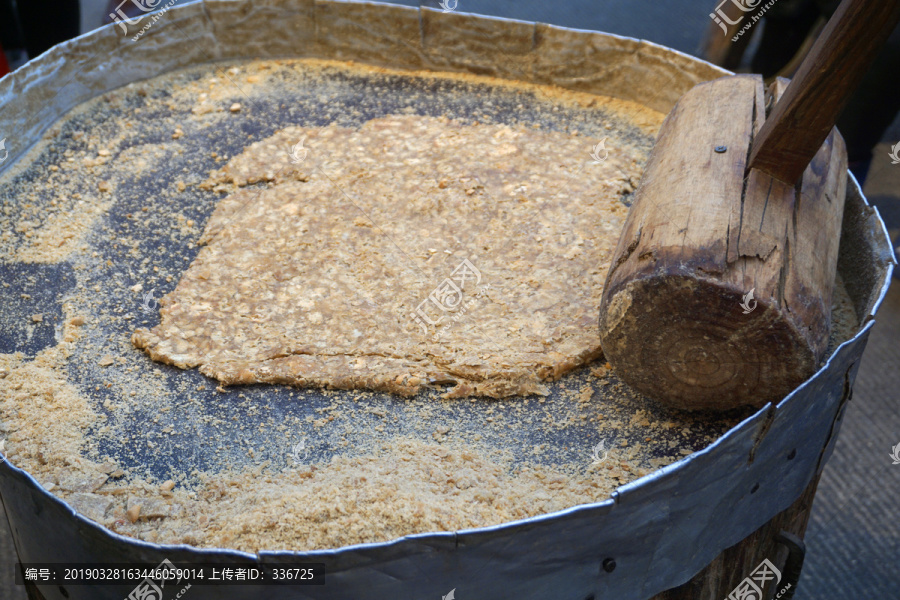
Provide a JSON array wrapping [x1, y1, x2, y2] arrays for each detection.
[[126, 504, 141, 523], [0, 56, 862, 555]]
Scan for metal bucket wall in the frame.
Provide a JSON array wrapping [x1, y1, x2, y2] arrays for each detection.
[[0, 1, 894, 599]]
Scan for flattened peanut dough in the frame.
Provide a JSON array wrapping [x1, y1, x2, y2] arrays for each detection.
[[133, 115, 643, 398]]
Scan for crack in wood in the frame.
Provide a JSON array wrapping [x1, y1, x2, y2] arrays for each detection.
[[749, 403, 777, 465]]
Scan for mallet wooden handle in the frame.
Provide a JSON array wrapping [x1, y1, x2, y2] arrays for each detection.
[[599, 0, 900, 411], [748, 0, 900, 184]]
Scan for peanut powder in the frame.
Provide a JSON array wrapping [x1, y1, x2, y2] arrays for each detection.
[[0, 57, 860, 553]]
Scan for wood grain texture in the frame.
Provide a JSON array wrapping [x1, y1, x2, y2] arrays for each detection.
[[748, 0, 900, 184], [598, 74, 847, 411]]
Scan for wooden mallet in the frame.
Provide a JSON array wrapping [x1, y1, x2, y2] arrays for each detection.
[[597, 0, 900, 411]]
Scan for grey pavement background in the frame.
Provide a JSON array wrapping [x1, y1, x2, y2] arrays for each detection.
[[1, 1, 898, 598]]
